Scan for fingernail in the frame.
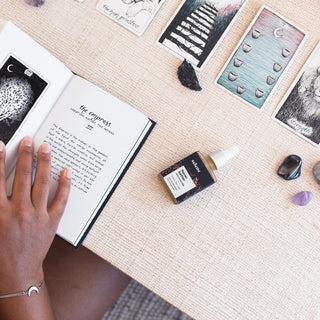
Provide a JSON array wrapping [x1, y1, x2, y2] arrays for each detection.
[[22, 136, 33, 147], [65, 168, 72, 179], [40, 143, 50, 154], [0, 141, 4, 152]]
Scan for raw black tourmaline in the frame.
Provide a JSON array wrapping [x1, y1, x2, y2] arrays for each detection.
[[177, 60, 202, 91], [277, 155, 302, 180]]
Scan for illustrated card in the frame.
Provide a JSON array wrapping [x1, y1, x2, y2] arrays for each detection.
[[158, 0, 247, 70], [273, 43, 320, 146], [216, 7, 306, 109], [96, 0, 166, 36], [0, 55, 48, 145]]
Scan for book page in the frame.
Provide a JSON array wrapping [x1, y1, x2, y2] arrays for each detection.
[[32, 75, 153, 246], [0, 22, 72, 175]]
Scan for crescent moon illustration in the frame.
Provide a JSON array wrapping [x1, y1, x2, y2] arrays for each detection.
[[7, 64, 14, 73], [27, 286, 39, 296], [274, 27, 283, 38]]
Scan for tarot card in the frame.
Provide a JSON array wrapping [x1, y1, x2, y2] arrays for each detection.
[[216, 7, 306, 109], [158, 0, 247, 70], [96, 0, 165, 36], [273, 43, 320, 146], [0, 55, 48, 144]]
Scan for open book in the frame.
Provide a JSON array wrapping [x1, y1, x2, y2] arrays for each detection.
[[1, 21, 155, 247]]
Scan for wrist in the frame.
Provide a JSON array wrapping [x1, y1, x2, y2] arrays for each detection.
[[0, 268, 44, 295]]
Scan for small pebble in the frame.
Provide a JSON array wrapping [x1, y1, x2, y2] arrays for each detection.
[[312, 161, 320, 185], [277, 154, 302, 180], [177, 59, 202, 91], [292, 191, 313, 206], [25, 0, 45, 7]]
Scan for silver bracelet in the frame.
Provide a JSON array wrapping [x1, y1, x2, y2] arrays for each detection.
[[0, 280, 44, 299]]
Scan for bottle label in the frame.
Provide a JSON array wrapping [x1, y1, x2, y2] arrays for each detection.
[[160, 152, 215, 203], [162, 166, 196, 199]]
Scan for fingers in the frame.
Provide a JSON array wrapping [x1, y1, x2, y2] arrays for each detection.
[[48, 168, 71, 224], [0, 141, 7, 201], [32, 143, 51, 209], [11, 138, 71, 224], [11, 137, 34, 203]]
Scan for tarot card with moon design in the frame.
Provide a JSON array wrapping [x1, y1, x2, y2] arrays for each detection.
[[216, 7, 306, 109], [0, 55, 48, 144], [273, 43, 320, 146]]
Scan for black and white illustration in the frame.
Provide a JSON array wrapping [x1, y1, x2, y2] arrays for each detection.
[[274, 43, 320, 146], [96, 0, 165, 36], [0, 55, 48, 144], [158, 0, 247, 70]]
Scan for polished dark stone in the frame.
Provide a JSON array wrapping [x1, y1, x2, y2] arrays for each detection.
[[312, 161, 320, 185], [277, 155, 302, 180], [177, 60, 202, 91]]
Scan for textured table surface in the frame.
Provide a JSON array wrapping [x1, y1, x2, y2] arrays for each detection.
[[2, 0, 320, 319]]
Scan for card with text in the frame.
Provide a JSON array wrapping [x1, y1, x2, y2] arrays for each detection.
[[158, 0, 247, 70], [96, 0, 165, 36], [217, 7, 306, 109], [273, 43, 320, 146]]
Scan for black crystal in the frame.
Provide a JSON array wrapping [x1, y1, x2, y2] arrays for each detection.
[[177, 60, 202, 91], [277, 155, 302, 180]]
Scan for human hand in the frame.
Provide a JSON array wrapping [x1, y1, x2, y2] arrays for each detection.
[[0, 137, 71, 294]]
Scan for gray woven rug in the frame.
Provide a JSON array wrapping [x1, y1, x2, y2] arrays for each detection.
[[102, 280, 193, 320]]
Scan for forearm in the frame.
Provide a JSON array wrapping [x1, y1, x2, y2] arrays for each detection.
[[0, 138, 71, 320]]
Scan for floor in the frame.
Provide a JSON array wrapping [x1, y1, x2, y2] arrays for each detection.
[[102, 280, 193, 320]]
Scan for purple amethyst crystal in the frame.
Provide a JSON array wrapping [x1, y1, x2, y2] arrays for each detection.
[[25, 0, 45, 7], [292, 191, 313, 206]]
